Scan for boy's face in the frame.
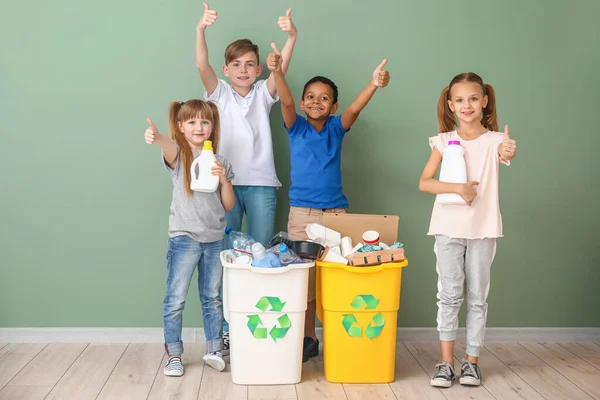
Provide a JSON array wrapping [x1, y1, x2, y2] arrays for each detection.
[[223, 52, 262, 89], [300, 82, 338, 120]]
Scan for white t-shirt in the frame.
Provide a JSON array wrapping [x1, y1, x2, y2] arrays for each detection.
[[204, 79, 281, 187]]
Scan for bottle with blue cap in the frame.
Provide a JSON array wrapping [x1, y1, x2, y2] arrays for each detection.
[[224, 226, 256, 257], [278, 243, 300, 266]]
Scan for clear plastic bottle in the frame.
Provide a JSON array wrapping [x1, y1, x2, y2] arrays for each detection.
[[225, 226, 256, 257], [277, 243, 300, 266]]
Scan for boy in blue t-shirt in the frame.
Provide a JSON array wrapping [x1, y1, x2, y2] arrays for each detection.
[[267, 43, 390, 362]]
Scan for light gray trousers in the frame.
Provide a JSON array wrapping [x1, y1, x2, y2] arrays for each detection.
[[434, 235, 497, 357]]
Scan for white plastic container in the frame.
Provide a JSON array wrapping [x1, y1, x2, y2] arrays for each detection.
[[190, 140, 219, 192], [436, 140, 467, 205], [305, 223, 341, 247], [221, 250, 314, 385]]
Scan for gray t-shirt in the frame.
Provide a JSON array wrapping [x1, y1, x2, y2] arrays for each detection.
[[163, 149, 234, 243]]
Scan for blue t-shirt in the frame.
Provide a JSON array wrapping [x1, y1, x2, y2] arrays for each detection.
[[286, 114, 349, 208]]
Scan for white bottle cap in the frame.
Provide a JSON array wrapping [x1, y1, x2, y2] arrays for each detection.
[[251, 242, 266, 259]]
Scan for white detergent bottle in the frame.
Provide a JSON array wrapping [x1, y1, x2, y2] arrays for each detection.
[[436, 140, 467, 205], [190, 140, 219, 193]]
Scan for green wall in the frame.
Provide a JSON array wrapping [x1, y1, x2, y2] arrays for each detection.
[[1, 0, 598, 328]]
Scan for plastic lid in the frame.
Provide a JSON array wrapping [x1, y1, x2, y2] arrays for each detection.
[[279, 243, 289, 253], [251, 242, 266, 259], [224, 226, 232, 234], [448, 140, 461, 145], [203, 140, 213, 151]]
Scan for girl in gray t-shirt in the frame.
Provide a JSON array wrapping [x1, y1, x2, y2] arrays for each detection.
[[144, 99, 235, 376]]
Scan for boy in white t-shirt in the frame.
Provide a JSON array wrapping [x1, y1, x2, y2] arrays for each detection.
[[195, 2, 298, 353]]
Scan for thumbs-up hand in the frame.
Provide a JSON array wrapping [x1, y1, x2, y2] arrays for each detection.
[[372, 59, 390, 88], [267, 43, 282, 72], [145, 118, 159, 145], [278, 8, 297, 38], [499, 124, 517, 160], [197, 2, 218, 30]]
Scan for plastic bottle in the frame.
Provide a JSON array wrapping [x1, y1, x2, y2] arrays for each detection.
[[190, 140, 219, 192], [251, 243, 282, 268], [277, 243, 301, 266], [225, 226, 256, 257], [436, 140, 467, 205]]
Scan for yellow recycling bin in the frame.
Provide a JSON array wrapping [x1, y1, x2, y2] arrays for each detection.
[[316, 259, 408, 383]]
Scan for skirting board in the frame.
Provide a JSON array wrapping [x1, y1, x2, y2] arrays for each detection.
[[1, 327, 598, 343]]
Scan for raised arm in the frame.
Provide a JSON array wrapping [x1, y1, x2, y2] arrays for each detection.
[[418, 148, 479, 206], [196, 2, 219, 95], [267, 43, 296, 128], [144, 118, 178, 168], [341, 59, 390, 131], [266, 8, 298, 97]]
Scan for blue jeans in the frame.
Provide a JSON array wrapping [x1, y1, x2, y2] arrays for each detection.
[[221, 185, 277, 333], [163, 236, 224, 355]]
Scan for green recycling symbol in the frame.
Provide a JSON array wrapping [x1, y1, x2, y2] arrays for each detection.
[[342, 295, 385, 340], [247, 297, 291, 342]]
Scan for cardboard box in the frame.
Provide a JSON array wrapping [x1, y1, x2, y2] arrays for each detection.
[[321, 213, 404, 266], [321, 213, 399, 245]]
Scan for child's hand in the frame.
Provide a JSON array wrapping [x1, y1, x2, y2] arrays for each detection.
[[372, 59, 390, 88], [459, 181, 479, 206], [267, 43, 282, 72], [278, 8, 297, 38], [499, 125, 516, 160], [145, 118, 159, 145], [197, 2, 217, 30], [211, 160, 227, 184]]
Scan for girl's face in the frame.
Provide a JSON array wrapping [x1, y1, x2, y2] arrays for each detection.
[[178, 115, 212, 150], [448, 82, 488, 126]]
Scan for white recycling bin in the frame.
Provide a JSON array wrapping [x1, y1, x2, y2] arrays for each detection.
[[221, 250, 314, 385]]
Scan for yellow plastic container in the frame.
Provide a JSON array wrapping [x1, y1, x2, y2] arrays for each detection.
[[316, 259, 408, 383]]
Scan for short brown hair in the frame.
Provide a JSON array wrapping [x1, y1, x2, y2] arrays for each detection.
[[224, 39, 259, 65]]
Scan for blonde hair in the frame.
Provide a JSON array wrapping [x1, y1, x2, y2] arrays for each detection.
[[437, 72, 498, 133], [168, 100, 221, 197]]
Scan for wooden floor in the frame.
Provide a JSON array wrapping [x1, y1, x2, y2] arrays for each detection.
[[0, 341, 599, 399]]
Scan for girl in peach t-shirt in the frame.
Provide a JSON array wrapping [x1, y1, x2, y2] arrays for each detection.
[[419, 72, 517, 389]]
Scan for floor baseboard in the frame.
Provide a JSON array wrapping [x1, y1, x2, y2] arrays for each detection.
[[1, 327, 598, 343]]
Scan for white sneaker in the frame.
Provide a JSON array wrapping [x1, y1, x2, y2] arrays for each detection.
[[203, 351, 226, 372], [164, 356, 184, 377]]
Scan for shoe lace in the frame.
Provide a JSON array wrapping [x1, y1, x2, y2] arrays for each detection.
[[462, 361, 478, 378], [435, 362, 453, 378]]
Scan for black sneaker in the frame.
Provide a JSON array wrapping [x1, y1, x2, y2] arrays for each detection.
[[459, 360, 482, 386], [430, 361, 455, 388], [302, 337, 319, 362], [222, 331, 230, 356]]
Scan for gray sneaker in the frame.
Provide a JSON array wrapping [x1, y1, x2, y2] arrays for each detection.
[[430, 361, 455, 388], [459, 360, 482, 386], [222, 331, 230, 356], [163, 356, 184, 377]]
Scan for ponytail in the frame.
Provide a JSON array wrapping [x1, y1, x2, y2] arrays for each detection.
[[482, 84, 499, 132], [168, 101, 194, 197], [437, 86, 456, 132]]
